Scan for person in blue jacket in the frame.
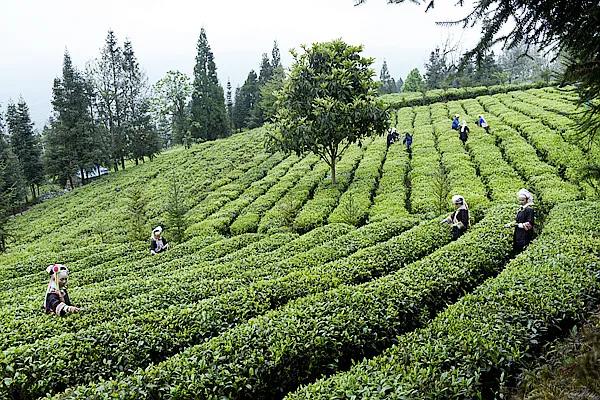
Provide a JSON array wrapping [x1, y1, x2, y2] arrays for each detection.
[[477, 115, 490, 133], [451, 114, 460, 130]]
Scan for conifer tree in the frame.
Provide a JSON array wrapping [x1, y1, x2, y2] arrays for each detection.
[[190, 28, 230, 141], [272, 41, 281, 70], [89, 31, 126, 171], [233, 70, 260, 130], [47, 51, 100, 188], [0, 134, 26, 214], [425, 48, 449, 89], [122, 40, 160, 163], [378, 60, 398, 94], [6, 99, 43, 198]]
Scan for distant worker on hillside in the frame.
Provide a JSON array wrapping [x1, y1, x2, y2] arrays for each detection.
[[43, 264, 80, 316], [504, 188, 535, 253], [477, 115, 490, 134], [402, 131, 413, 153], [459, 120, 469, 145], [441, 195, 470, 241], [387, 127, 399, 148], [451, 114, 460, 130], [150, 226, 169, 255]]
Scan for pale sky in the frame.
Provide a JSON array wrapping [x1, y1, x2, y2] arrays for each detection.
[[0, 0, 481, 129]]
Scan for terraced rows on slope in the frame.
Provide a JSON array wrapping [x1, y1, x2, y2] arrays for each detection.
[[1, 86, 597, 400]]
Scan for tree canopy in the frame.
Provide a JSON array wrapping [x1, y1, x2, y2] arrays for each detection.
[[268, 39, 389, 184]]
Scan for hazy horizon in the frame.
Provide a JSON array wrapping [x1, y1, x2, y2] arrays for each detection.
[[0, 0, 480, 129]]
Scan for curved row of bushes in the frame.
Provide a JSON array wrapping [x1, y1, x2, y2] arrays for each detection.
[[185, 152, 288, 235], [293, 142, 368, 232], [1, 219, 423, 398], [329, 137, 388, 226], [230, 155, 319, 235], [493, 93, 587, 182], [446, 100, 525, 203], [289, 201, 600, 399], [381, 82, 548, 109], [1, 130, 265, 272], [51, 205, 515, 399], [257, 160, 330, 233], [25, 217, 444, 399], [475, 96, 581, 208], [0, 232, 271, 348], [409, 123, 440, 214], [431, 102, 489, 212]]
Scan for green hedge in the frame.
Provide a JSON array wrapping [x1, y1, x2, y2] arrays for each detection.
[[293, 142, 367, 232], [380, 82, 548, 109], [45, 216, 451, 399], [329, 137, 388, 226], [257, 161, 330, 233], [368, 109, 412, 223], [1, 219, 425, 398], [51, 206, 513, 399], [230, 156, 319, 235], [289, 201, 600, 399]]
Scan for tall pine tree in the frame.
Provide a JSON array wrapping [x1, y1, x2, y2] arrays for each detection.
[[6, 99, 43, 199], [424, 48, 449, 89], [190, 28, 230, 141], [122, 40, 160, 164], [47, 50, 101, 188], [232, 70, 259, 130], [378, 60, 398, 94], [89, 31, 126, 171]]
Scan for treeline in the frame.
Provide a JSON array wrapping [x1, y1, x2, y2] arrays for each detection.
[[379, 44, 558, 94]]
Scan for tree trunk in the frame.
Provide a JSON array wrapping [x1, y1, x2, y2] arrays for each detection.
[[330, 156, 336, 185], [80, 167, 86, 185], [68, 176, 74, 190], [114, 161, 119, 172], [121, 157, 125, 170], [135, 159, 139, 166]]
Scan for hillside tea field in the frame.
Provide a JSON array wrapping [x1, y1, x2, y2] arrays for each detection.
[[1, 87, 599, 400]]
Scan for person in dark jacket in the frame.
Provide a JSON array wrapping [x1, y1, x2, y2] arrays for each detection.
[[150, 226, 169, 255], [451, 115, 460, 130], [504, 188, 535, 252], [441, 195, 470, 240], [402, 132, 413, 152], [459, 120, 469, 145], [386, 128, 399, 148], [44, 264, 80, 316]]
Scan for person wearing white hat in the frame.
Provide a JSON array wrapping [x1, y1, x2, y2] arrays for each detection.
[[441, 194, 470, 240], [459, 120, 469, 145], [43, 264, 80, 316], [504, 189, 535, 252], [387, 127, 399, 148], [150, 226, 169, 255], [477, 115, 490, 134]]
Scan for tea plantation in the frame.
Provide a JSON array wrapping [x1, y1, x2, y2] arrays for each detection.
[[1, 87, 598, 399]]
